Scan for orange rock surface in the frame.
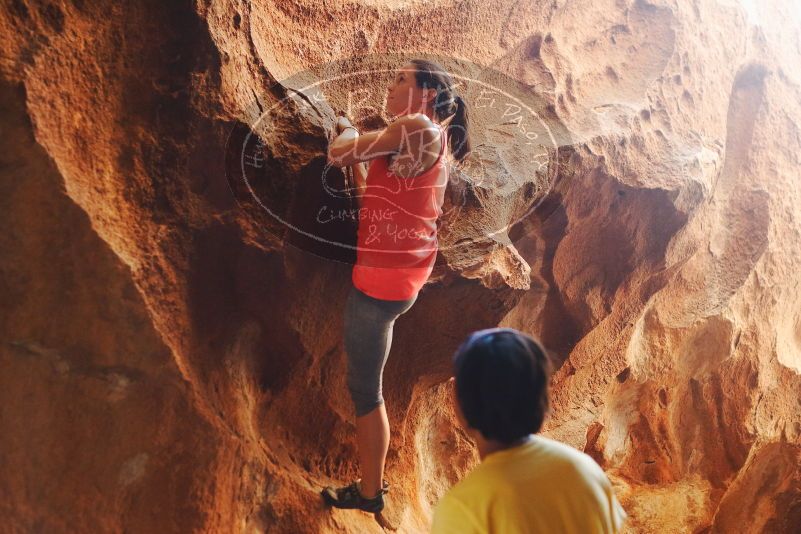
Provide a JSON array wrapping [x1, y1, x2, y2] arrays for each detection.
[[1, 0, 799, 532]]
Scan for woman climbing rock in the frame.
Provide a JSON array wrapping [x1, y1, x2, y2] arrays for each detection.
[[321, 58, 471, 514]]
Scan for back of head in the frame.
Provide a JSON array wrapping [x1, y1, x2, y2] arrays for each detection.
[[408, 58, 472, 164], [452, 327, 551, 445]]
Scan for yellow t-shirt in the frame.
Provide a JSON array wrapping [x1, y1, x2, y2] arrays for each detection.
[[430, 435, 626, 534]]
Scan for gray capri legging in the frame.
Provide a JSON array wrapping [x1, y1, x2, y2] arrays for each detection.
[[344, 284, 418, 417]]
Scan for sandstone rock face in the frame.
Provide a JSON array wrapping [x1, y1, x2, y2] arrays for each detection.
[[1, 0, 800, 532]]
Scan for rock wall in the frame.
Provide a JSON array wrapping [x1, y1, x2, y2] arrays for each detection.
[[1, 0, 799, 532]]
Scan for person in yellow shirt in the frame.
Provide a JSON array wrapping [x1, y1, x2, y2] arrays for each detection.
[[430, 327, 626, 534]]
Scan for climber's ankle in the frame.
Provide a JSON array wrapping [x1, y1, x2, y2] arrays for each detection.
[[358, 480, 379, 499], [358, 478, 388, 500]]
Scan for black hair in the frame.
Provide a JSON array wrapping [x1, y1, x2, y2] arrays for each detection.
[[452, 328, 551, 444], [408, 59, 472, 163]]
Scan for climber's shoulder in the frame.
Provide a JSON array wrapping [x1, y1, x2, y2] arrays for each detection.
[[390, 113, 439, 138]]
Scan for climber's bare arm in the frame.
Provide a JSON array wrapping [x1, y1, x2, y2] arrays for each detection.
[[327, 114, 430, 168]]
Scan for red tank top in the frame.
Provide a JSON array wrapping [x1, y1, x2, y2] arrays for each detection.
[[352, 123, 448, 300]]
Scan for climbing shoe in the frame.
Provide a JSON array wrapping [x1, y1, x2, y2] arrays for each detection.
[[321, 478, 390, 513]]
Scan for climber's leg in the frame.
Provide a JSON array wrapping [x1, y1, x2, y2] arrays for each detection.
[[344, 285, 417, 498], [344, 285, 417, 417], [355, 402, 390, 499]]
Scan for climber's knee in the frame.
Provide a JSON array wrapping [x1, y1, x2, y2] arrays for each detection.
[[345, 343, 384, 417], [348, 380, 384, 417], [353, 395, 384, 418]]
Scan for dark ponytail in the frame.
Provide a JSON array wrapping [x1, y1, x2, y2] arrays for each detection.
[[409, 59, 472, 164], [447, 94, 470, 162]]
